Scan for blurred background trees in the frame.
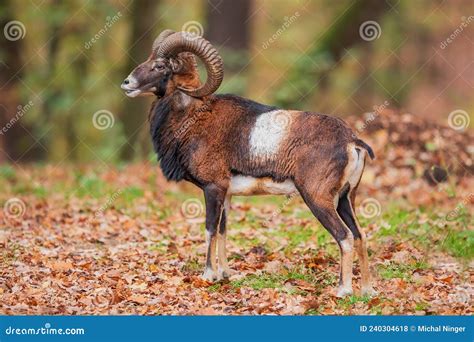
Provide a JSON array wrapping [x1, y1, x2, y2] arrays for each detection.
[[0, 0, 472, 163]]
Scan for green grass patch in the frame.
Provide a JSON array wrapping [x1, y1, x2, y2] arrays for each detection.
[[120, 186, 144, 203], [272, 225, 333, 255], [231, 273, 283, 290], [231, 233, 261, 249], [294, 208, 315, 220], [0, 165, 16, 181], [207, 283, 222, 292], [32, 186, 48, 198], [75, 175, 108, 198], [371, 205, 473, 262], [287, 227, 314, 248], [230, 266, 334, 293], [337, 295, 371, 309], [442, 230, 474, 259], [305, 308, 319, 315], [155, 207, 173, 220], [182, 258, 202, 273], [148, 241, 169, 253], [377, 209, 411, 237], [415, 301, 429, 311], [378, 260, 429, 281]]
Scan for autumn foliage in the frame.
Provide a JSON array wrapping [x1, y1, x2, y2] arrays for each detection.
[[0, 112, 472, 315]]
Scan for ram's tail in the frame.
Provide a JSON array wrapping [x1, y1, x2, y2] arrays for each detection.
[[354, 139, 375, 160]]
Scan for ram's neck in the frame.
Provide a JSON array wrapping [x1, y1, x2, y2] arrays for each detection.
[[173, 91, 194, 111], [148, 92, 211, 182]]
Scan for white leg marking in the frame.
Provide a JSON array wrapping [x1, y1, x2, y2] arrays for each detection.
[[201, 229, 218, 281], [343, 147, 376, 296], [348, 193, 377, 296], [334, 194, 355, 298], [337, 236, 354, 298], [202, 267, 216, 281]]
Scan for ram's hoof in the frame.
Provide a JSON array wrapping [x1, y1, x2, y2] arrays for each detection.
[[335, 286, 353, 298], [201, 268, 217, 282], [216, 267, 235, 281]]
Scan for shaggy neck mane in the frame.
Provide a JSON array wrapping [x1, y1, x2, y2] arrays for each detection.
[[149, 96, 187, 181], [149, 93, 211, 183]]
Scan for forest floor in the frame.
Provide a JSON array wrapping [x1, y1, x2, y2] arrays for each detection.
[[0, 112, 473, 315]]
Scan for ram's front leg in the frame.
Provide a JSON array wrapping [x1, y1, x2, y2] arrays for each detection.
[[201, 184, 227, 282], [217, 195, 233, 280]]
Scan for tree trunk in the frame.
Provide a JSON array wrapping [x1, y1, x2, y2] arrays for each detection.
[[206, 0, 252, 94], [39, 0, 63, 161], [119, 0, 159, 161], [273, 0, 388, 109], [0, 0, 39, 163], [206, 0, 251, 53]]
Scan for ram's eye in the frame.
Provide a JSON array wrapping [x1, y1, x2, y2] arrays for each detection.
[[153, 64, 165, 71]]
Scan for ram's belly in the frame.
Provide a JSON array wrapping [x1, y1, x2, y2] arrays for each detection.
[[228, 175, 298, 196]]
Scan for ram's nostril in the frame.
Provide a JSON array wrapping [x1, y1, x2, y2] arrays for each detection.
[[123, 79, 130, 85]]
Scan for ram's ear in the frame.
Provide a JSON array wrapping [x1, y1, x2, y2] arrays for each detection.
[[169, 57, 185, 73]]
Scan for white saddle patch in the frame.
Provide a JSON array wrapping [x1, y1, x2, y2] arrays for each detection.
[[249, 110, 293, 159], [228, 175, 298, 196]]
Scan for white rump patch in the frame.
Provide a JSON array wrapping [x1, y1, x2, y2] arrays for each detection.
[[228, 175, 297, 196], [249, 110, 292, 158], [341, 144, 366, 190]]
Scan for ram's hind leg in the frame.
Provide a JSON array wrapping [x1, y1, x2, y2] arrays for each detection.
[[347, 189, 376, 295], [298, 188, 355, 297], [337, 186, 376, 296]]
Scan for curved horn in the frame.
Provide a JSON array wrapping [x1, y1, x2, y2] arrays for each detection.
[[157, 32, 224, 97], [152, 29, 175, 53]]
